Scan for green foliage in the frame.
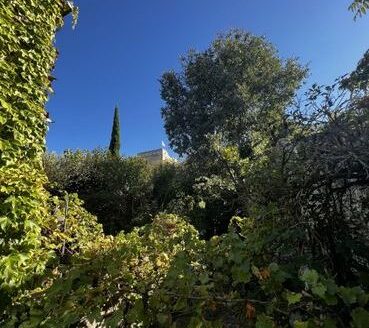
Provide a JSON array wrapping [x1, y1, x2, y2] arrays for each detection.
[[341, 49, 369, 91], [351, 308, 369, 328], [349, 0, 369, 19], [0, 1, 105, 321], [44, 194, 104, 257], [35, 36, 369, 328], [152, 162, 187, 211], [162, 47, 369, 282], [109, 106, 121, 157], [2, 3, 369, 327], [44, 150, 154, 234], [0, 0, 72, 291], [4, 216, 369, 327], [160, 29, 307, 156]]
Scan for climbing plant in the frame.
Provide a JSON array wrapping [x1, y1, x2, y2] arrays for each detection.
[[0, 0, 75, 291], [5, 216, 369, 327]]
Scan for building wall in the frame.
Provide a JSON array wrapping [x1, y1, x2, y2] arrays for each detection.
[[137, 148, 175, 165]]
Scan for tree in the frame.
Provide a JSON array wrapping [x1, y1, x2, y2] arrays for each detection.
[[349, 0, 369, 19], [341, 49, 369, 91], [109, 106, 121, 157], [160, 30, 307, 157]]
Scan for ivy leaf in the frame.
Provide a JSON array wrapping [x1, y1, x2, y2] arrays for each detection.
[[231, 262, 251, 284], [268, 263, 279, 272], [294, 321, 309, 328], [301, 269, 319, 286], [286, 292, 302, 305], [357, 293, 369, 306], [127, 299, 145, 323], [173, 298, 187, 311], [106, 310, 123, 327], [256, 314, 274, 328], [324, 278, 338, 295], [323, 318, 337, 328], [339, 287, 360, 305], [312, 283, 327, 298], [0, 216, 11, 230], [199, 273, 210, 284], [198, 200, 206, 209], [157, 313, 171, 325], [323, 294, 338, 306], [351, 308, 369, 328]]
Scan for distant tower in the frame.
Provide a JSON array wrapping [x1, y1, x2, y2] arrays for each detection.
[[109, 105, 121, 157]]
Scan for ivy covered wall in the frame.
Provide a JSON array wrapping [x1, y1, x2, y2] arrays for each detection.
[[0, 0, 72, 289]]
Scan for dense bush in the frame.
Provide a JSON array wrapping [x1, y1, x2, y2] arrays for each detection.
[[159, 29, 369, 285], [4, 215, 369, 327], [44, 151, 244, 238], [44, 150, 154, 234]]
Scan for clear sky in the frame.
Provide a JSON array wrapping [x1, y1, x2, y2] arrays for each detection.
[[46, 0, 369, 157]]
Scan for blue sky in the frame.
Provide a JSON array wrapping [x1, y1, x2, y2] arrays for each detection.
[[47, 0, 369, 157]]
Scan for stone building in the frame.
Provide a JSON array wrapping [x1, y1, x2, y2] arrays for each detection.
[[137, 148, 175, 166]]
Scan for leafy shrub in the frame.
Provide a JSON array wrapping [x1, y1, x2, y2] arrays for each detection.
[[44, 150, 154, 234], [5, 216, 368, 327]]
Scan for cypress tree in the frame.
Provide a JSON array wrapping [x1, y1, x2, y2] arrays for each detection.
[[109, 106, 121, 157]]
